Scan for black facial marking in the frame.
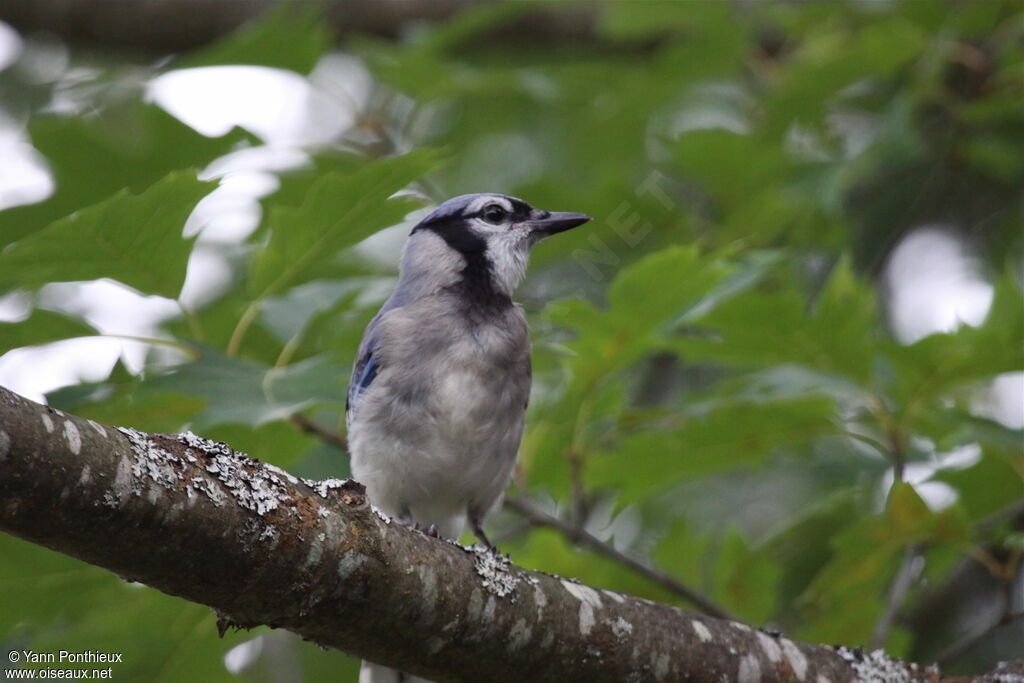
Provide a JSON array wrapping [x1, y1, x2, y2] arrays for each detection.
[[502, 198, 535, 224], [411, 220, 512, 315]]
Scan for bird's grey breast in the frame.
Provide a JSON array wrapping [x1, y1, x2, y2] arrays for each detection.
[[347, 294, 530, 518], [376, 295, 531, 432]]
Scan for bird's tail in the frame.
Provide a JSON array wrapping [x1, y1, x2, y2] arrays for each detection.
[[359, 661, 434, 683]]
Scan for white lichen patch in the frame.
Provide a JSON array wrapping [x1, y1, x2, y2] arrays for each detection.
[[780, 639, 808, 681], [610, 616, 633, 638], [41, 413, 55, 433], [371, 504, 392, 524], [817, 676, 832, 683], [757, 632, 782, 663], [87, 419, 106, 437], [120, 427, 184, 495], [265, 463, 298, 484], [0, 429, 9, 461], [508, 618, 531, 651], [63, 420, 81, 455], [303, 477, 351, 498], [78, 465, 92, 486], [473, 546, 520, 597], [177, 430, 293, 515], [561, 580, 602, 636], [738, 654, 762, 683], [835, 646, 922, 683], [692, 620, 713, 643], [257, 525, 278, 542], [602, 589, 626, 603], [108, 427, 297, 517]]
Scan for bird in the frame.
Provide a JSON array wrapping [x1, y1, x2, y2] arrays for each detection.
[[346, 193, 590, 683]]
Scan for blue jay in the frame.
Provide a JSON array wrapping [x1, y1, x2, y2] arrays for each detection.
[[347, 193, 589, 683]]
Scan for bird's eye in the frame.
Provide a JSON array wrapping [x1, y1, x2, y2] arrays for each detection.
[[482, 204, 507, 224]]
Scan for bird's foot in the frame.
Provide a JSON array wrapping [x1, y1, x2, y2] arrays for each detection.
[[471, 520, 506, 557], [398, 519, 442, 539]]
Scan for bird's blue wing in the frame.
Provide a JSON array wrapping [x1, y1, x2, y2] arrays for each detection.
[[346, 335, 379, 417], [347, 294, 408, 421]]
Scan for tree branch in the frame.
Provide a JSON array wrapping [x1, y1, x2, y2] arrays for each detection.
[[870, 543, 922, 649], [504, 496, 736, 622], [0, 384, 1007, 681]]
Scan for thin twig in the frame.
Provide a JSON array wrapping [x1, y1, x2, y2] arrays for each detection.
[[290, 414, 347, 451], [490, 519, 536, 546], [871, 543, 921, 649], [504, 496, 736, 621], [566, 448, 588, 528], [936, 609, 1023, 665]]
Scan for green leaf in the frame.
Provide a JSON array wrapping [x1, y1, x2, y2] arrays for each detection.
[[889, 275, 1024, 405], [0, 104, 249, 248], [768, 490, 862, 615], [0, 535, 257, 683], [68, 390, 205, 435], [547, 246, 735, 386], [674, 129, 791, 207], [887, 481, 932, 538], [680, 256, 879, 382], [0, 172, 210, 298], [1005, 532, 1024, 551], [0, 310, 97, 353], [607, 245, 734, 328], [587, 397, 838, 502], [799, 513, 901, 643], [715, 530, 782, 624], [250, 152, 438, 299], [932, 450, 1024, 523], [917, 409, 1024, 453], [526, 247, 738, 494], [176, 3, 331, 73], [145, 349, 346, 429]]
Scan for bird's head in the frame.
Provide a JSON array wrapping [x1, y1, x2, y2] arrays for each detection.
[[407, 193, 591, 297]]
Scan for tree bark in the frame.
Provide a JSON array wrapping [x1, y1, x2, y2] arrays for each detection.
[[0, 384, 1011, 682]]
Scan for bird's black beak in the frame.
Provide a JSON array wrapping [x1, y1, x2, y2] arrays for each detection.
[[525, 211, 592, 238]]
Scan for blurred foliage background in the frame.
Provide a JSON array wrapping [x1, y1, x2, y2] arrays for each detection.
[[0, 1, 1022, 680]]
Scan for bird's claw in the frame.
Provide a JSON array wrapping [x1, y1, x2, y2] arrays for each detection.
[[401, 521, 441, 539]]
